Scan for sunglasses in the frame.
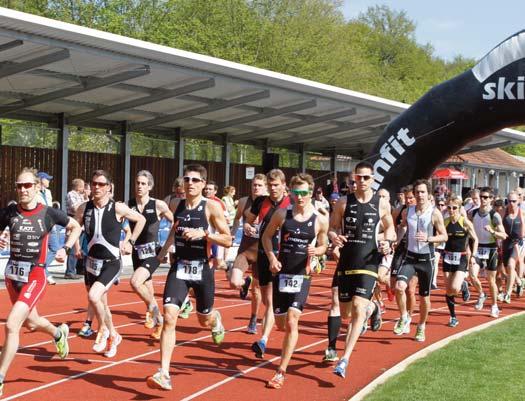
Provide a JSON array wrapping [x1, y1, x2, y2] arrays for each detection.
[[355, 174, 372, 181], [91, 181, 109, 188], [447, 206, 459, 210], [480, 195, 491, 199], [15, 182, 35, 190], [291, 189, 311, 197], [509, 200, 518, 203], [183, 176, 203, 183]]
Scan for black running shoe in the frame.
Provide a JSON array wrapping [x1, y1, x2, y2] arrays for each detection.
[[240, 276, 252, 300], [370, 301, 382, 332]]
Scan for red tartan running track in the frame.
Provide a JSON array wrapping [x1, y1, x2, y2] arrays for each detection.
[[0, 263, 523, 401]]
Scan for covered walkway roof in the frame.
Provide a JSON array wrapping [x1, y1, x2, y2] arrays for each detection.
[[0, 7, 523, 158]]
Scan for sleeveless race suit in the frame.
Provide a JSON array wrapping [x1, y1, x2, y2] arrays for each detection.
[[472, 208, 499, 270], [273, 207, 317, 313], [163, 198, 215, 314], [397, 204, 435, 297], [502, 211, 523, 266], [83, 199, 122, 288], [337, 193, 381, 302], [0, 203, 69, 308], [250, 195, 291, 286], [443, 216, 469, 272], [128, 198, 161, 276]]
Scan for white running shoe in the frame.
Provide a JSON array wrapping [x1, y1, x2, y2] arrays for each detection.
[[490, 305, 500, 318], [104, 333, 122, 358], [92, 328, 110, 353]]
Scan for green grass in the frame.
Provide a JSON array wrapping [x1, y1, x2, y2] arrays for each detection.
[[364, 314, 525, 401]]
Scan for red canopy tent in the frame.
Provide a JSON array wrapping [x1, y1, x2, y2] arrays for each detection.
[[432, 168, 469, 180]]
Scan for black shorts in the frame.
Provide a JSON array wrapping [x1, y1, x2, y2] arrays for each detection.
[[131, 249, 161, 279], [256, 250, 274, 287], [84, 258, 121, 289], [442, 256, 468, 273], [337, 269, 377, 302], [273, 274, 311, 314], [474, 247, 498, 271], [396, 252, 434, 296], [163, 261, 215, 314], [391, 242, 406, 276], [331, 268, 338, 288]]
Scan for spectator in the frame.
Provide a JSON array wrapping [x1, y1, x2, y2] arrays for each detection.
[[325, 174, 339, 196], [221, 186, 237, 228], [434, 178, 449, 198], [65, 178, 86, 279], [37, 171, 57, 285], [84, 182, 91, 200], [313, 188, 330, 212], [329, 192, 340, 213]]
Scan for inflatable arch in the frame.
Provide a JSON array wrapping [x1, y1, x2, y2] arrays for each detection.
[[368, 30, 525, 194]]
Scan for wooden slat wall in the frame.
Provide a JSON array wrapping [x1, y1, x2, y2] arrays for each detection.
[[130, 156, 176, 200]]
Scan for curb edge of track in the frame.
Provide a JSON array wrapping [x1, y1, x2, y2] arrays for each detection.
[[349, 310, 525, 401]]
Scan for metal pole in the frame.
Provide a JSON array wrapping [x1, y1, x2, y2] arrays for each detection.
[[223, 134, 231, 186], [120, 121, 131, 202], [57, 113, 68, 211]]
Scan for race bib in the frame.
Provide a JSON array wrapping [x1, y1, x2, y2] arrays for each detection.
[[476, 247, 491, 260], [86, 257, 104, 277], [135, 242, 156, 260], [176, 259, 204, 281], [444, 251, 462, 265], [5, 260, 31, 283], [278, 274, 304, 293]]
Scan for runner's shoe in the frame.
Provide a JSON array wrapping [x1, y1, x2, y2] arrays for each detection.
[[147, 369, 172, 391], [247, 316, 257, 334], [461, 281, 470, 302], [151, 324, 163, 340], [393, 317, 410, 335], [144, 311, 155, 329], [447, 317, 459, 327], [490, 305, 500, 318], [333, 358, 348, 378], [504, 293, 511, 304], [323, 348, 339, 363], [93, 328, 110, 353], [104, 333, 122, 358], [54, 323, 70, 359], [179, 299, 193, 319], [474, 293, 487, 310], [370, 301, 382, 332], [497, 292, 505, 302], [517, 280, 524, 297], [252, 339, 266, 358], [78, 323, 94, 338], [211, 311, 225, 345], [415, 325, 426, 342], [266, 371, 285, 389], [240, 276, 252, 300]]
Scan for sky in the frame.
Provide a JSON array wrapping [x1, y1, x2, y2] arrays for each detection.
[[342, 0, 524, 61]]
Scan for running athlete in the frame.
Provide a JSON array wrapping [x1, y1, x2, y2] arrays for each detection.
[[263, 174, 328, 389], [75, 170, 146, 358], [246, 169, 291, 359], [393, 179, 447, 342], [128, 170, 173, 339], [470, 187, 506, 317], [229, 173, 267, 334], [443, 195, 478, 327], [147, 164, 232, 391], [501, 191, 524, 304], [322, 173, 356, 363], [0, 168, 82, 396], [330, 161, 395, 378]]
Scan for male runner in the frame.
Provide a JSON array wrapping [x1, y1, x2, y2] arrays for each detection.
[[147, 164, 232, 391], [75, 170, 146, 358], [128, 170, 173, 339], [245, 169, 291, 358], [330, 161, 395, 378], [229, 173, 267, 334], [0, 168, 82, 396], [470, 187, 506, 317], [262, 174, 328, 388], [393, 179, 447, 342]]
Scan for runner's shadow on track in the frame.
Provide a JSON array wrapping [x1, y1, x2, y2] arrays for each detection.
[[28, 365, 164, 400], [120, 333, 158, 347], [109, 309, 143, 320]]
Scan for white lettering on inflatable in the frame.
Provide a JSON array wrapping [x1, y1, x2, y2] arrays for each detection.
[[372, 128, 415, 191], [482, 76, 525, 100]]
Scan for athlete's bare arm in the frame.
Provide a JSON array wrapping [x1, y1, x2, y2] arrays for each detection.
[[156, 199, 174, 223], [261, 208, 286, 274], [310, 212, 329, 257], [243, 208, 258, 237], [328, 197, 347, 248], [464, 218, 479, 257], [157, 199, 181, 260], [231, 196, 248, 235], [55, 217, 82, 263], [430, 208, 448, 243], [379, 197, 396, 254], [490, 212, 508, 240], [395, 208, 408, 247], [198, 200, 232, 248], [116, 202, 146, 254]]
